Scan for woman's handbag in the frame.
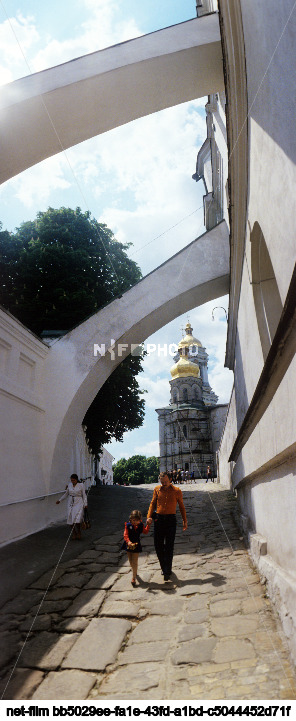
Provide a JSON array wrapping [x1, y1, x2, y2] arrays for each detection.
[[83, 507, 91, 529]]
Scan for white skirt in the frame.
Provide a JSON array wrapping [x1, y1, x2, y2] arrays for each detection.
[[67, 497, 84, 525]]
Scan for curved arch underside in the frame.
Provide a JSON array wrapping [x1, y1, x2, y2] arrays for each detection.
[[0, 15, 223, 184], [44, 220, 229, 481]]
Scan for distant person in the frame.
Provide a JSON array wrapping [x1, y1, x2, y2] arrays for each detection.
[[56, 473, 87, 540], [121, 509, 150, 586], [206, 465, 214, 483], [147, 471, 187, 581]]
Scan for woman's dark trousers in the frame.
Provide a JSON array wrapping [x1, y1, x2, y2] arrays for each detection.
[[154, 514, 176, 576]]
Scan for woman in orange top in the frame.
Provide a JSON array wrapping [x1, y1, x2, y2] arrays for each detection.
[[147, 471, 187, 581]]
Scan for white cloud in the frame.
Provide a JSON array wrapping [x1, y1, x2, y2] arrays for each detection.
[[32, 0, 142, 72], [0, 13, 39, 84], [134, 440, 159, 457], [139, 375, 170, 409], [1, 156, 71, 210]]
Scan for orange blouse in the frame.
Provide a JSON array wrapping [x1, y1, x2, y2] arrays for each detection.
[[147, 484, 187, 523]]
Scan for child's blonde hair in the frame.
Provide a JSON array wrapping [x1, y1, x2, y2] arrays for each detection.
[[129, 509, 142, 521]]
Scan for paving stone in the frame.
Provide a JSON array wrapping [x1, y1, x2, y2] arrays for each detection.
[[92, 553, 118, 564], [2, 485, 296, 703], [30, 568, 65, 589], [45, 586, 82, 601], [118, 640, 170, 665], [62, 618, 131, 671], [209, 598, 241, 617], [110, 574, 139, 592], [241, 596, 267, 614], [93, 545, 119, 553], [63, 590, 106, 617], [85, 572, 118, 589], [187, 595, 210, 611], [19, 615, 52, 632], [31, 600, 71, 614], [19, 632, 79, 670], [56, 617, 90, 632], [0, 631, 21, 666], [96, 662, 162, 697], [143, 597, 184, 616], [173, 554, 198, 565], [78, 563, 106, 573], [78, 550, 101, 560], [32, 669, 97, 700], [184, 610, 208, 625], [172, 638, 217, 665], [188, 662, 231, 677], [101, 600, 140, 617], [211, 614, 259, 637], [178, 623, 208, 642], [128, 616, 172, 644], [109, 588, 148, 602], [0, 591, 43, 615], [213, 638, 256, 663], [56, 573, 91, 588], [0, 668, 44, 700]]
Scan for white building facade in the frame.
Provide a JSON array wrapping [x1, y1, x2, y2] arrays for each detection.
[[96, 447, 114, 485]]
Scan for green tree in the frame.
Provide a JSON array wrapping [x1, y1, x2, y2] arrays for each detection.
[[0, 208, 145, 455], [1, 207, 141, 334], [113, 455, 159, 485]]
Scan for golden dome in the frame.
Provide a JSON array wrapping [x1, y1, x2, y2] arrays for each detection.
[[178, 322, 202, 350], [170, 355, 200, 380]]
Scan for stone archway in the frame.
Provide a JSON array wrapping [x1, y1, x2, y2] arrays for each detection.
[[43, 221, 229, 485], [0, 15, 223, 185]]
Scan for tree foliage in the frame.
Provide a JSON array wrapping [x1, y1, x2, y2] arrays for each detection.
[[0, 207, 141, 334], [113, 455, 160, 485], [0, 208, 145, 455]]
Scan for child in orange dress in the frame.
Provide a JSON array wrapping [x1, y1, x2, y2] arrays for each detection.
[[121, 509, 150, 586]]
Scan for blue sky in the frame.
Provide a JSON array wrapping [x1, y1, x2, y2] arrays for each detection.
[[0, 0, 233, 462]]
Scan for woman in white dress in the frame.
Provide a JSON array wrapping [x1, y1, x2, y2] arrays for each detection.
[[56, 473, 87, 540]]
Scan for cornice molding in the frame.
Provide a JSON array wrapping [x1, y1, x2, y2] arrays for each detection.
[[218, 0, 249, 369], [0, 307, 48, 359]]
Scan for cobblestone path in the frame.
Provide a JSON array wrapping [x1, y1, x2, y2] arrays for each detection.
[[0, 484, 295, 701]]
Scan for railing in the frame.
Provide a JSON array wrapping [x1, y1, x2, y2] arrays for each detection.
[[0, 476, 94, 508]]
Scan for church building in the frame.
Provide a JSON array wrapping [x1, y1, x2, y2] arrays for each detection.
[[156, 322, 227, 478]]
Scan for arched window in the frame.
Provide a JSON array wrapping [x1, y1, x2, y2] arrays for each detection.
[[183, 425, 187, 439], [251, 223, 282, 360], [173, 393, 178, 404], [183, 387, 188, 402]]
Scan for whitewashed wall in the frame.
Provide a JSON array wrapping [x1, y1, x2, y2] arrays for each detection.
[[0, 308, 94, 546]]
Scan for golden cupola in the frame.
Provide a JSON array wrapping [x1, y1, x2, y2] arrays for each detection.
[[170, 355, 200, 380], [170, 322, 201, 380], [178, 322, 202, 351]]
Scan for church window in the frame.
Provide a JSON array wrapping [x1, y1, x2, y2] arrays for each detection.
[[251, 222, 282, 361], [183, 425, 187, 439], [183, 388, 188, 402], [173, 393, 177, 404]]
